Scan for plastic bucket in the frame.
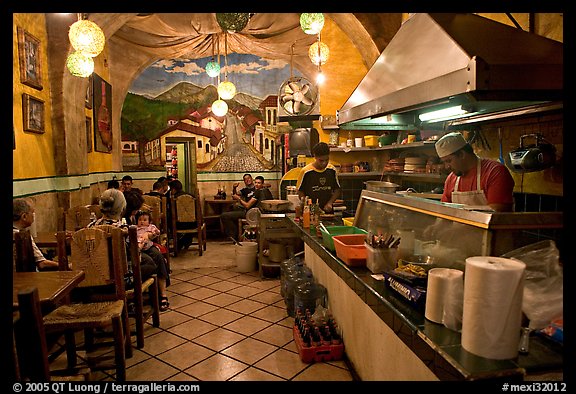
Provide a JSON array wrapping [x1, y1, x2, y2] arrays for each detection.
[[235, 241, 258, 272]]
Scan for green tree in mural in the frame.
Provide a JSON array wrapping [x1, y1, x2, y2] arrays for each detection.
[[121, 93, 188, 169]]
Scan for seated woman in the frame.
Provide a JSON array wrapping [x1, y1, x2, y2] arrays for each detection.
[[89, 188, 171, 310]]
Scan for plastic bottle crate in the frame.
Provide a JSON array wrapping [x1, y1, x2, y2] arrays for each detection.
[[293, 325, 344, 363]]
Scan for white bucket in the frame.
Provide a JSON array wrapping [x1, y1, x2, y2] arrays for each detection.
[[235, 241, 258, 272]]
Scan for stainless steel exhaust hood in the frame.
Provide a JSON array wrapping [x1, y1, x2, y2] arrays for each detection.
[[337, 13, 563, 130]]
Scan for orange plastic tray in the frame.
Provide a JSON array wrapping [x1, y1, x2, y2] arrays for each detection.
[[293, 326, 344, 363], [332, 234, 367, 266]]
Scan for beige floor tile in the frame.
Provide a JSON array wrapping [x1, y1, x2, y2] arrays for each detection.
[[250, 305, 289, 323], [170, 271, 204, 281], [206, 280, 242, 292], [198, 308, 244, 326], [254, 348, 308, 380], [192, 327, 245, 352], [155, 310, 194, 329], [183, 287, 220, 301], [189, 275, 222, 287], [167, 294, 196, 309], [252, 324, 294, 347], [166, 372, 199, 381], [292, 362, 354, 381], [228, 274, 261, 285], [209, 270, 242, 280], [225, 298, 267, 314], [230, 367, 285, 381], [249, 290, 284, 304], [184, 353, 249, 381], [221, 337, 277, 365], [126, 357, 180, 381], [177, 300, 219, 318], [277, 315, 295, 328], [224, 315, 272, 336], [156, 341, 216, 371], [203, 292, 243, 307], [249, 279, 281, 290], [125, 347, 153, 367], [166, 281, 199, 295], [227, 285, 265, 298], [169, 319, 218, 341], [139, 331, 188, 356]]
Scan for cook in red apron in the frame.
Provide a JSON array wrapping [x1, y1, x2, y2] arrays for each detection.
[[450, 158, 492, 210]]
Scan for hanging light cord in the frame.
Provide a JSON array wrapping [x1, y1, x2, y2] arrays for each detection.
[[289, 42, 295, 79], [224, 32, 229, 81]]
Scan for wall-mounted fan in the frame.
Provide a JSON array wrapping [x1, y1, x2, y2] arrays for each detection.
[[279, 77, 318, 116], [277, 43, 320, 121]]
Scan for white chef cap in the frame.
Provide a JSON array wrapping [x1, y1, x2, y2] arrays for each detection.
[[435, 132, 468, 158]]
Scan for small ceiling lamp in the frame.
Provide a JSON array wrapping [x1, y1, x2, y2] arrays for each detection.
[[218, 81, 237, 100], [211, 99, 228, 117], [300, 13, 324, 35], [217, 32, 237, 100], [309, 38, 330, 66], [68, 14, 105, 57], [66, 51, 95, 77], [216, 13, 250, 33], [205, 35, 221, 77]]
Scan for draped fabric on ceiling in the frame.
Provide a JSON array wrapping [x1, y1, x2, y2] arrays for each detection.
[[112, 13, 319, 77]]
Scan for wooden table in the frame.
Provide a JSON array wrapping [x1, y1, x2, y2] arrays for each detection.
[[33, 231, 59, 248], [203, 197, 237, 234], [13, 270, 85, 310]]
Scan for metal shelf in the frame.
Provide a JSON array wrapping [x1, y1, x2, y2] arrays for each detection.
[[330, 141, 436, 152]]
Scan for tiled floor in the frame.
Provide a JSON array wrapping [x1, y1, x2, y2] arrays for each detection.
[[54, 238, 356, 381]]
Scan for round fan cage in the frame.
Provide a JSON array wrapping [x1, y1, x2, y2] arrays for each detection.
[[278, 77, 318, 116], [245, 207, 261, 226]]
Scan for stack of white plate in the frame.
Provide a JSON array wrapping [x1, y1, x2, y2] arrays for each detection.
[[404, 157, 427, 173]]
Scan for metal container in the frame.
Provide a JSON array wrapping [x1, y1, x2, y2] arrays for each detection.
[[260, 199, 292, 212], [364, 181, 400, 193]]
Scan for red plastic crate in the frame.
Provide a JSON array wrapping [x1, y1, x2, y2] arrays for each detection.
[[332, 234, 367, 266], [293, 326, 344, 363]]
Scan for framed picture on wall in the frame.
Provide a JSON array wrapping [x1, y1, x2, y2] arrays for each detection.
[[86, 116, 93, 153], [22, 93, 45, 134], [85, 75, 93, 109], [92, 73, 113, 153], [17, 27, 43, 90]]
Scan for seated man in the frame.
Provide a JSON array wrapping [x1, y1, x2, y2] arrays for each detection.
[[220, 175, 272, 242], [13, 198, 59, 271]]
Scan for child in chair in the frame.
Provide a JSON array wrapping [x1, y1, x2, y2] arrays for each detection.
[[135, 210, 170, 311]]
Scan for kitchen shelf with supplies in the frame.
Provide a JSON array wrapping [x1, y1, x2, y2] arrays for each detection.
[[330, 140, 437, 152]]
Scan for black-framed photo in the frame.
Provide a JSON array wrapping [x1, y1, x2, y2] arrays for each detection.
[[92, 73, 113, 153], [85, 75, 93, 109], [17, 27, 43, 90], [86, 116, 93, 153], [22, 93, 45, 134]]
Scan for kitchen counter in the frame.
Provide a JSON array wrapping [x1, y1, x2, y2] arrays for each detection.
[[284, 214, 563, 381]]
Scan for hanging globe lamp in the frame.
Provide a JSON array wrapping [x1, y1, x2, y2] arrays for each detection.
[[206, 60, 221, 77], [68, 19, 105, 57], [66, 51, 95, 77], [211, 99, 228, 117], [217, 81, 237, 100], [300, 13, 324, 35], [216, 13, 250, 33], [308, 41, 330, 66]]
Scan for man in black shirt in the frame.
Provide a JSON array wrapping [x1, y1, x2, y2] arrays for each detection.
[[297, 142, 341, 213], [221, 175, 272, 242]]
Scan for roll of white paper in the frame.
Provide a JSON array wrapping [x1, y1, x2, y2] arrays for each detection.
[[461, 256, 526, 359], [425, 268, 463, 324]]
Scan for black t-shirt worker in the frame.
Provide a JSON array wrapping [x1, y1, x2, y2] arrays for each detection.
[[296, 142, 341, 213]]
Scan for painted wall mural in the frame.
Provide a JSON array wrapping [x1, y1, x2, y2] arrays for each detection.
[[121, 54, 303, 173]]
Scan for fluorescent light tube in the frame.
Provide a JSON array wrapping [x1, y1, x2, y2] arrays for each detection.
[[418, 105, 467, 122]]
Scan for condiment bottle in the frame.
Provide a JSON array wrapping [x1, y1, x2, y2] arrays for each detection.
[[302, 198, 311, 229], [346, 132, 353, 147]]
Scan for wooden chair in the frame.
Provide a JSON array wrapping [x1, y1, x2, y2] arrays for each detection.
[[13, 228, 36, 272], [170, 191, 207, 257], [64, 206, 92, 231], [95, 224, 160, 349], [126, 225, 161, 348], [143, 194, 171, 272], [14, 287, 91, 381], [44, 226, 131, 381]]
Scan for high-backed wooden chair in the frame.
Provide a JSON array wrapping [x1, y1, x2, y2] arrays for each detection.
[[64, 206, 92, 231], [44, 227, 131, 381], [14, 287, 91, 381], [142, 194, 171, 271], [95, 224, 160, 349], [170, 191, 206, 257], [13, 228, 36, 272]]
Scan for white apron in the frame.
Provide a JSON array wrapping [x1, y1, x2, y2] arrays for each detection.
[[452, 158, 490, 207]]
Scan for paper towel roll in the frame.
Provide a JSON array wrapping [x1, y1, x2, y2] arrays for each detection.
[[425, 268, 464, 324], [461, 256, 526, 359]]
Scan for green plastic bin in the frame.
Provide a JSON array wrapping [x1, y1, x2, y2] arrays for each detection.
[[320, 225, 368, 252]]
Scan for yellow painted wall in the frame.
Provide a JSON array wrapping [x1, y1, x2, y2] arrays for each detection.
[[13, 13, 56, 179], [315, 17, 368, 143]]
